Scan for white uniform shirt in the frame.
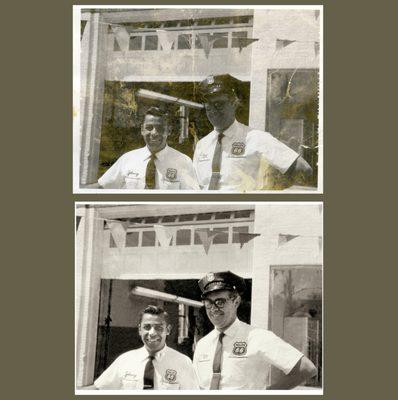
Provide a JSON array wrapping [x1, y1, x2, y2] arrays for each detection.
[[193, 120, 299, 191], [94, 345, 199, 390], [98, 145, 199, 190], [193, 319, 303, 390]]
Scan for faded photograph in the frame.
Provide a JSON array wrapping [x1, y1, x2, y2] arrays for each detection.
[[74, 6, 322, 193], [75, 203, 323, 393]]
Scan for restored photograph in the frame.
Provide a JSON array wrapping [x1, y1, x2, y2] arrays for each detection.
[[74, 6, 323, 193], [75, 202, 323, 394]]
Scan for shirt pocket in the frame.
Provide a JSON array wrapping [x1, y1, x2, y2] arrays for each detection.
[[159, 381, 181, 390], [124, 176, 143, 189], [161, 179, 180, 190], [121, 377, 141, 390]]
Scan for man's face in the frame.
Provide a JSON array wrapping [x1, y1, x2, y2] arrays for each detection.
[[203, 290, 239, 331], [204, 93, 237, 131], [141, 114, 169, 153], [138, 313, 171, 354]]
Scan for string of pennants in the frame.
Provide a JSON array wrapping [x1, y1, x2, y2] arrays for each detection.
[[76, 216, 260, 254], [278, 233, 323, 252]]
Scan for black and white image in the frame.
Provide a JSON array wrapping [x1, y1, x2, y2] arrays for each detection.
[[74, 6, 323, 193], [75, 202, 323, 394]]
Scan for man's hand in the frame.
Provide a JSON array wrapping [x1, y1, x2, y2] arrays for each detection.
[[267, 356, 317, 390]]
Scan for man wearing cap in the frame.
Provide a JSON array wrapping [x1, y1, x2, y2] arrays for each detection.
[[93, 106, 199, 190], [93, 305, 199, 390], [193, 271, 317, 390], [193, 74, 312, 191]]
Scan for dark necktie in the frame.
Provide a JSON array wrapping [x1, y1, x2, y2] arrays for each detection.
[[145, 153, 157, 189], [209, 332, 225, 390], [208, 131, 225, 190], [143, 355, 155, 390]]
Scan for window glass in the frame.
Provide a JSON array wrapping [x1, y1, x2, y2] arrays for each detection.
[[161, 215, 177, 223], [194, 228, 209, 244], [215, 212, 231, 220], [231, 31, 248, 48], [126, 232, 139, 247], [232, 226, 249, 243], [178, 34, 192, 49], [212, 33, 228, 48], [142, 231, 156, 246], [176, 229, 191, 245], [197, 213, 212, 221], [144, 217, 160, 224], [212, 227, 229, 244], [144, 35, 158, 50], [179, 214, 195, 222], [234, 210, 251, 219], [129, 36, 142, 51]]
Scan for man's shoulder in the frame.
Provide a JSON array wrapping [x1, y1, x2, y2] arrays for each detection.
[[195, 330, 216, 347], [165, 146, 193, 163], [195, 130, 217, 148], [117, 147, 147, 161], [113, 347, 144, 363], [164, 346, 192, 363]]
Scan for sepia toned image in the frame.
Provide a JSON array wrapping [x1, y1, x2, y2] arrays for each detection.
[[73, 6, 323, 193], [75, 202, 323, 394]]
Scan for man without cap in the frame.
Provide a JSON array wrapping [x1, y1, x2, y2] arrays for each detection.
[[193, 271, 317, 390], [193, 74, 312, 191], [93, 305, 199, 390], [90, 106, 199, 190]]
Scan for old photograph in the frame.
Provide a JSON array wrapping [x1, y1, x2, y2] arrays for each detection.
[[75, 202, 323, 394], [73, 6, 323, 193]]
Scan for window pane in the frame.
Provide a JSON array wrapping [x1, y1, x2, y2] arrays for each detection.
[[176, 229, 191, 245], [234, 210, 251, 219], [130, 217, 144, 224], [126, 232, 139, 247], [232, 31, 248, 48], [142, 231, 156, 246], [178, 34, 192, 49], [144, 217, 159, 224], [179, 214, 195, 222], [232, 226, 249, 243], [144, 35, 158, 50], [215, 212, 231, 220], [194, 228, 208, 244], [212, 33, 228, 48], [129, 36, 142, 50], [197, 213, 212, 221], [213, 227, 229, 244], [162, 215, 177, 223]]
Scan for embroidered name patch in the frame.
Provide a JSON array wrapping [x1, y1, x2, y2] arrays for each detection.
[[232, 341, 247, 356], [166, 168, 177, 181], [126, 170, 140, 178], [165, 369, 177, 382], [198, 152, 210, 161], [231, 142, 245, 156]]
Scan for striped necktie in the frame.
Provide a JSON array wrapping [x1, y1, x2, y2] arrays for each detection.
[[208, 131, 225, 190], [143, 355, 155, 390], [145, 153, 157, 189], [209, 332, 225, 390]]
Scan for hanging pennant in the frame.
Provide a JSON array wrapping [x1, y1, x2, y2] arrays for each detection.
[[314, 10, 320, 20], [237, 233, 261, 248], [235, 37, 259, 52], [198, 33, 227, 58], [156, 30, 179, 51], [107, 220, 129, 249], [278, 234, 300, 246], [318, 236, 323, 253], [275, 39, 296, 51], [76, 216, 82, 232], [153, 224, 176, 248], [196, 229, 222, 255], [111, 26, 130, 52]]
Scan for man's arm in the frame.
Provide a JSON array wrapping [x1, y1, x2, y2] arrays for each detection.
[[267, 356, 317, 390], [82, 182, 102, 189]]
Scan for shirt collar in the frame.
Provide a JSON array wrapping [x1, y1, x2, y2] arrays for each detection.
[[140, 344, 168, 361], [214, 318, 241, 338], [217, 120, 239, 139], [143, 144, 169, 160]]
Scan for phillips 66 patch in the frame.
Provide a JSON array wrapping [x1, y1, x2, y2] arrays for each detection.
[[231, 142, 245, 156], [232, 341, 248, 356], [166, 168, 177, 181], [165, 369, 177, 382]]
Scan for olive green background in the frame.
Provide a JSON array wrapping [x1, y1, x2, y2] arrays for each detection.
[[3, 0, 395, 399]]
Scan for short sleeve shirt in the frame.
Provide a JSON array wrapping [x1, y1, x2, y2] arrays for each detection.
[[193, 319, 303, 390], [94, 345, 199, 390], [193, 121, 299, 191], [98, 145, 199, 190]]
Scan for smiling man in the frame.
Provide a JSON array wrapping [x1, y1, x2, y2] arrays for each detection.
[[193, 74, 312, 191], [94, 305, 199, 390], [193, 271, 317, 390], [96, 106, 199, 190]]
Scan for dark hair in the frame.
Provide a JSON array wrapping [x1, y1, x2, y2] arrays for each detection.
[[143, 106, 170, 124], [138, 305, 170, 325]]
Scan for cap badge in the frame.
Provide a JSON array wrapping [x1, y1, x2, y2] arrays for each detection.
[[207, 76, 215, 84], [206, 273, 215, 282]]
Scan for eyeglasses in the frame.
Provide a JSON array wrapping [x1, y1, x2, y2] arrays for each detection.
[[202, 297, 232, 309], [140, 324, 166, 333]]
